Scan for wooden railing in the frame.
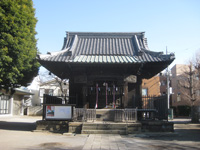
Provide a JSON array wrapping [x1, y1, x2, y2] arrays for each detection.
[[74, 108, 137, 122], [74, 108, 96, 122], [124, 109, 137, 122], [114, 109, 137, 122], [86, 109, 96, 122]]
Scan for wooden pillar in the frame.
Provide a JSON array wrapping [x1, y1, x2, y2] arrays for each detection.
[[82, 86, 88, 108], [136, 77, 142, 109], [123, 82, 128, 108], [128, 83, 136, 108], [69, 77, 75, 104], [69, 76, 82, 107], [76, 84, 83, 108]]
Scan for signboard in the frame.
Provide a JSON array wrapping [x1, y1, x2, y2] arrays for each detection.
[[124, 75, 137, 83], [46, 106, 72, 119]]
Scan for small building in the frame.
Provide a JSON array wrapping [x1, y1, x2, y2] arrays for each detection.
[[27, 75, 69, 106], [25, 76, 69, 116], [0, 88, 34, 116], [39, 78, 69, 104], [37, 31, 175, 109]]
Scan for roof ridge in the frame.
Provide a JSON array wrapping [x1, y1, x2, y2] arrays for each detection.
[[66, 31, 145, 36]]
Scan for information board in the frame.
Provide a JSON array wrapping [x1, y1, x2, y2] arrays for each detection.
[[46, 105, 72, 119]]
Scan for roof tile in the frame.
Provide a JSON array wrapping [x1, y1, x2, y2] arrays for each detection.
[[38, 32, 175, 64]]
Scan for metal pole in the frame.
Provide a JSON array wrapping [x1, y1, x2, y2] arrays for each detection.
[[106, 83, 108, 108], [166, 47, 170, 120]]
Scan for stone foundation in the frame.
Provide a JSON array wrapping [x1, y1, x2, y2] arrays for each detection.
[[141, 121, 174, 132], [36, 120, 69, 133], [35, 120, 174, 134], [68, 122, 83, 134]]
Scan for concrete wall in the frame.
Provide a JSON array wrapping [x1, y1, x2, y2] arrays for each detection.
[[30, 90, 40, 106], [13, 95, 23, 115], [27, 106, 43, 116]]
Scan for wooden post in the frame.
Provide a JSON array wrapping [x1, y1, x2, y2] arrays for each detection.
[[135, 77, 142, 120], [136, 77, 142, 109], [128, 83, 136, 108], [82, 86, 87, 108], [123, 82, 128, 108], [69, 76, 75, 104], [42, 94, 46, 120]]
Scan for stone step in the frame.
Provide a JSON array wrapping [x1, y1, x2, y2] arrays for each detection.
[[81, 122, 142, 134], [83, 122, 141, 126], [82, 123, 126, 130], [82, 126, 126, 130], [81, 129, 127, 135]]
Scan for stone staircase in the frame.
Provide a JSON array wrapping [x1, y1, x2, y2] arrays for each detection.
[[81, 122, 141, 135]]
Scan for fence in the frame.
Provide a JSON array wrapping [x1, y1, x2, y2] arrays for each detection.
[[73, 108, 96, 122], [74, 108, 137, 122], [140, 95, 168, 120], [114, 109, 137, 122], [43, 94, 168, 121]]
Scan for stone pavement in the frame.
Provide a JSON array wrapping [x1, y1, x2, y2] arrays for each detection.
[[0, 116, 200, 150], [83, 134, 122, 150], [82, 134, 149, 150], [82, 132, 200, 150]]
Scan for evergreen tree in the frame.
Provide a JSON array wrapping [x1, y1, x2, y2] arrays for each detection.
[[0, 0, 40, 90]]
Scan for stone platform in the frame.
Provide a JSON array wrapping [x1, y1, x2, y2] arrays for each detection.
[[36, 120, 174, 134], [68, 121, 141, 134], [81, 122, 142, 134], [141, 120, 174, 132]]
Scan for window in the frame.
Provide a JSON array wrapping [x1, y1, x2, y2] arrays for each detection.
[[39, 88, 45, 97], [196, 90, 200, 96], [142, 88, 148, 96], [177, 92, 181, 102], [40, 89, 54, 96], [45, 89, 53, 96], [160, 80, 166, 86], [0, 95, 10, 114], [48, 89, 54, 96]]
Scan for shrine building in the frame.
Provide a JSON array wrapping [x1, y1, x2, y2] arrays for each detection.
[[37, 32, 175, 109]]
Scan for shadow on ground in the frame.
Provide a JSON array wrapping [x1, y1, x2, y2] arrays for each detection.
[[122, 121, 200, 143], [0, 121, 36, 131], [27, 142, 82, 150]]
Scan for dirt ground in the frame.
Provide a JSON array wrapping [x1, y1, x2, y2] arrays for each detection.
[[0, 116, 199, 150]]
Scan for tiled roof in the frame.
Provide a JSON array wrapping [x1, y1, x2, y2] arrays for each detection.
[[37, 32, 175, 64]]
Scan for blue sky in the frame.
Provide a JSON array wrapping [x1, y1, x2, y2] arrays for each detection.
[[33, 0, 200, 69]]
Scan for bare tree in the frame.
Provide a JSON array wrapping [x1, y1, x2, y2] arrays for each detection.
[[39, 70, 68, 97], [178, 61, 200, 123]]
